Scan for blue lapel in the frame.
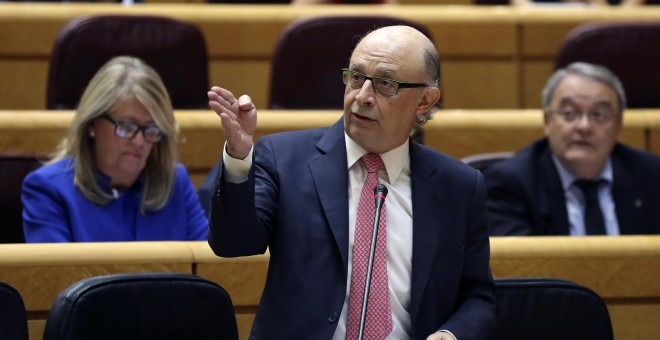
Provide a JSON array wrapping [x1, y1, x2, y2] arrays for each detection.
[[539, 148, 570, 235], [309, 120, 350, 274], [408, 143, 443, 323], [611, 145, 646, 234]]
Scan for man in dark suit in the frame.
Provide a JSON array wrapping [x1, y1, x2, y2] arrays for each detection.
[[486, 62, 660, 236], [206, 26, 496, 339]]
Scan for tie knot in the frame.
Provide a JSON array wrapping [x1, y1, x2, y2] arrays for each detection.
[[574, 179, 601, 198], [360, 154, 384, 174]]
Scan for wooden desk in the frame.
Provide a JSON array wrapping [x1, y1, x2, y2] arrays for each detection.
[[0, 109, 654, 187], [1, 4, 660, 110], [188, 242, 268, 340], [0, 237, 657, 339], [0, 242, 194, 340], [491, 236, 660, 340]]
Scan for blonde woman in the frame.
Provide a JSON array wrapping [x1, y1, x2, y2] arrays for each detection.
[[22, 56, 207, 242]]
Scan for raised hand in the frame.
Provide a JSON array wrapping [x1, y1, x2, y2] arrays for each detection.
[[208, 86, 257, 160]]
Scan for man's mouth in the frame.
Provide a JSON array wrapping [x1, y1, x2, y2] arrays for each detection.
[[352, 111, 376, 121], [571, 140, 592, 148]]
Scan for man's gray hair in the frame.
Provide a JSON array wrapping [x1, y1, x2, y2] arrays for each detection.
[[542, 62, 627, 115]]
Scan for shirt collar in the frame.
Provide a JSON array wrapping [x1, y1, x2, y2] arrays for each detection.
[[551, 154, 613, 190], [345, 132, 409, 185]]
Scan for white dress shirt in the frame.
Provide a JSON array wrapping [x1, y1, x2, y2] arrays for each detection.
[[222, 135, 454, 339], [331, 134, 413, 340]]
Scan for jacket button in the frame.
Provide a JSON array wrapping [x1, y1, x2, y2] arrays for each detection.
[[328, 312, 338, 323]]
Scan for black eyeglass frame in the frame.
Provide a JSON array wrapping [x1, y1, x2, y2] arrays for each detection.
[[544, 108, 618, 126], [99, 113, 164, 143], [341, 68, 430, 96]]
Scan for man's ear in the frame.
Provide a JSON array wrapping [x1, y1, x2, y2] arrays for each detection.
[[416, 87, 442, 114], [543, 111, 553, 137]]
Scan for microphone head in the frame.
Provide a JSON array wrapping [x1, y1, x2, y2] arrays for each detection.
[[374, 184, 388, 197], [374, 184, 388, 209]]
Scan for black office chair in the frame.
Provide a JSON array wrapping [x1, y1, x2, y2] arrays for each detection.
[[493, 277, 614, 340], [556, 22, 660, 108], [268, 15, 435, 110], [47, 15, 209, 110], [461, 151, 514, 174], [0, 281, 28, 340], [0, 153, 45, 243], [43, 272, 238, 340]]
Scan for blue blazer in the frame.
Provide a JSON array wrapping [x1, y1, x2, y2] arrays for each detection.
[[485, 138, 660, 236], [208, 120, 496, 340], [22, 158, 208, 242]]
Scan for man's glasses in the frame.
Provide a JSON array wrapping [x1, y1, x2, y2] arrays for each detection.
[[547, 107, 617, 125], [341, 68, 429, 96], [100, 113, 163, 143]]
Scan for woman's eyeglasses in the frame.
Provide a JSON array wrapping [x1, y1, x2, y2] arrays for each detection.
[[100, 113, 163, 143]]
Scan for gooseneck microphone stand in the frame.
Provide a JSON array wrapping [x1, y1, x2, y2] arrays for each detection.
[[357, 184, 388, 340]]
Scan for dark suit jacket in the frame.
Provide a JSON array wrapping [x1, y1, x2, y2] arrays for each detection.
[[208, 119, 496, 340], [485, 138, 660, 236]]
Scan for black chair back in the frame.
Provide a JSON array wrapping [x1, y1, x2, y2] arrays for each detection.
[[493, 277, 614, 340], [43, 272, 238, 340], [47, 15, 209, 110], [556, 22, 660, 109], [461, 151, 514, 174], [0, 153, 44, 243], [268, 15, 435, 110], [0, 281, 28, 340]]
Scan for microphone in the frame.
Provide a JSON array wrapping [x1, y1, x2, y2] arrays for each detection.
[[374, 184, 388, 210], [358, 184, 388, 340]]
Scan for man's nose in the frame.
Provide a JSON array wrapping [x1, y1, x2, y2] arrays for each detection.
[[354, 80, 376, 106], [575, 112, 593, 129], [359, 79, 375, 95]]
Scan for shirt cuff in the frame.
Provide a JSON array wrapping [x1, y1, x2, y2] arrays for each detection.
[[438, 330, 457, 340], [222, 142, 253, 183]]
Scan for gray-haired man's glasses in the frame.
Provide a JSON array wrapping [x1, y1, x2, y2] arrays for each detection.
[[547, 107, 617, 125], [341, 68, 429, 96]]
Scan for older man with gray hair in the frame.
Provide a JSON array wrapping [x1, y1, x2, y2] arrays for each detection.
[[486, 62, 660, 236]]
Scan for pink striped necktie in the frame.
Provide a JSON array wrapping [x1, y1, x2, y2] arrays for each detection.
[[346, 154, 392, 340]]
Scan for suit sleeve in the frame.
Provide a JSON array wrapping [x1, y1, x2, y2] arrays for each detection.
[[439, 172, 497, 339], [207, 138, 277, 257], [21, 171, 73, 242], [484, 165, 535, 236], [197, 163, 219, 217]]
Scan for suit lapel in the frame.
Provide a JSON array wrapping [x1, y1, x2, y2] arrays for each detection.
[[611, 147, 645, 234], [538, 147, 570, 235], [409, 144, 442, 322], [309, 120, 350, 272]]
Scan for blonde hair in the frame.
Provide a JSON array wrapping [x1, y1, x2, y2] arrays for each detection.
[[51, 56, 179, 214]]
